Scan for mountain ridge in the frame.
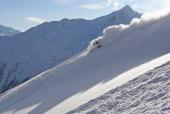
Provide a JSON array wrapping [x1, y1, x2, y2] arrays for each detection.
[[0, 25, 20, 36]]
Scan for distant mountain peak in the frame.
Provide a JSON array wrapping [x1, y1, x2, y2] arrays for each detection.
[[0, 25, 20, 36], [95, 5, 141, 23], [117, 5, 137, 14], [121, 5, 132, 11], [114, 5, 141, 17], [61, 18, 69, 22]]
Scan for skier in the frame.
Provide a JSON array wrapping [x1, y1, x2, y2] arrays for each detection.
[[93, 41, 101, 48]]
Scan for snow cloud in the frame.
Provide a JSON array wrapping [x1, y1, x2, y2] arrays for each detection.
[[80, 0, 122, 10], [80, 3, 106, 10], [131, 0, 170, 12], [79, 0, 170, 12], [26, 17, 46, 24], [53, 0, 69, 4], [88, 10, 170, 51], [53, 0, 170, 12]]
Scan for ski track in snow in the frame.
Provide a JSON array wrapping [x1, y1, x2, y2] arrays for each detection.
[[68, 62, 170, 114]]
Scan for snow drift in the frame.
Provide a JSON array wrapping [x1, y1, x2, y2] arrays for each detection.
[[1, 11, 170, 114]]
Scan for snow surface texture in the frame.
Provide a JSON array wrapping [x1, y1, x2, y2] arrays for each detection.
[[0, 10, 170, 114], [69, 61, 170, 114], [0, 6, 141, 93], [0, 25, 20, 36]]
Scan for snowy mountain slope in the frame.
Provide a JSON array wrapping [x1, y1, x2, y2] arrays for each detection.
[[69, 61, 170, 114], [0, 6, 141, 93], [0, 10, 170, 114], [1, 53, 170, 114], [0, 25, 20, 36]]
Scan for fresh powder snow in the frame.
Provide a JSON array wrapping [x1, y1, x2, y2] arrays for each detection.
[[69, 60, 170, 114], [0, 10, 170, 114]]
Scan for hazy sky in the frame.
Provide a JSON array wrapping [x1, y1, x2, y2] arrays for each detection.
[[0, 0, 170, 31]]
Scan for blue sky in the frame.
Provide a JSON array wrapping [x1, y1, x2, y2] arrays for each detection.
[[0, 0, 170, 31]]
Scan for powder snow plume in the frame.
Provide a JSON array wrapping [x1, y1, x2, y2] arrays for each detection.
[[88, 10, 170, 52]]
